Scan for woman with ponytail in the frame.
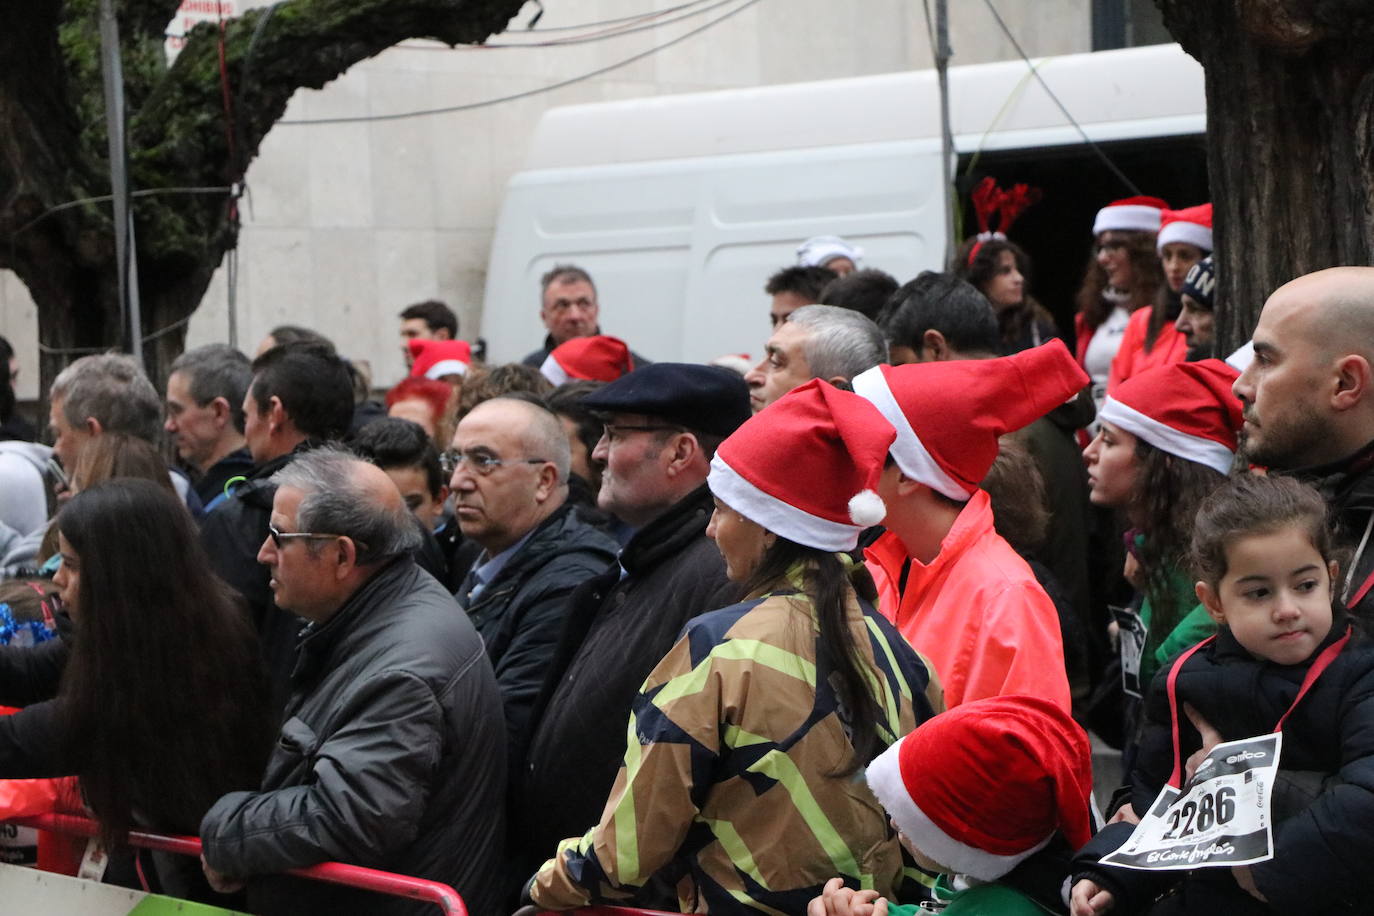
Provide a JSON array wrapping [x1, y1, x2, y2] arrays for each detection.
[[527, 380, 937, 914]]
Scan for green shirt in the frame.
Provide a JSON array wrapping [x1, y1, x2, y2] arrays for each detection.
[[889, 882, 1053, 915], [1138, 563, 1217, 687]]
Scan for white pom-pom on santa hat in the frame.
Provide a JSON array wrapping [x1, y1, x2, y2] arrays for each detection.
[[848, 489, 886, 526]]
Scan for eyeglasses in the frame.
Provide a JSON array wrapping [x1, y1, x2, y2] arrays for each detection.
[[441, 451, 549, 477], [267, 523, 369, 555]]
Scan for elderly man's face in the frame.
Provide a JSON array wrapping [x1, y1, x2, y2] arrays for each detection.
[[744, 321, 814, 413], [165, 370, 225, 471], [258, 485, 342, 622], [591, 413, 684, 527], [1234, 292, 1331, 469]]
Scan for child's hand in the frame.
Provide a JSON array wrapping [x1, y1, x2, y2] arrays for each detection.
[[1107, 803, 1140, 825], [807, 877, 887, 916], [1070, 878, 1115, 916], [1183, 703, 1224, 783]]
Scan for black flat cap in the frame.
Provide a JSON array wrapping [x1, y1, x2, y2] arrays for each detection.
[[582, 362, 751, 437]]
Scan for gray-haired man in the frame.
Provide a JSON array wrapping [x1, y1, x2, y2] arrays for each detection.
[[744, 303, 887, 412], [199, 447, 507, 916]]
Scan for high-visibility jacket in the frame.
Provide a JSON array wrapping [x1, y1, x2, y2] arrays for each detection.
[[865, 490, 1071, 712]]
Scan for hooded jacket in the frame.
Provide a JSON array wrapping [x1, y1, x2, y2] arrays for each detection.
[[200, 557, 507, 916], [456, 501, 617, 779], [515, 484, 735, 879], [866, 489, 1071, 711]]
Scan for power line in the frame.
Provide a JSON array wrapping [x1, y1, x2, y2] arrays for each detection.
[[512, 1, 711, 32], [8, 186, 235, 239], [279, 0, 765, 126], [979, 0, 1142, 196], [398, 0, 738, 49]]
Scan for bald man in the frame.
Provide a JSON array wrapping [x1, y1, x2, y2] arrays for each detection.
[[1236, 266, 1374, 619], [448, 395, 617, 779], [200, 447, 509, 916]]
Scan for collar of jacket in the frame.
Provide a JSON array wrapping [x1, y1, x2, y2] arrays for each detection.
[[464, 502, 612, 610], [867, 489, 995, 581], [618, 482, 714, 577], [291, 555, 411, 682], [1285, 437, 1374, 512]]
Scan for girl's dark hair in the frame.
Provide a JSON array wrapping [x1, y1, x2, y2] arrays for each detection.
[[1131, 440, 1227, 637], [56, 478, 273, 849], [1075, 230, 1166, 331], [1191, 475, 1335, 590], [740, 538, 882, 775]]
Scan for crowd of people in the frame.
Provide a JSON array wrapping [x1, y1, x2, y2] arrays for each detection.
[[0, 190, 1372, 916]]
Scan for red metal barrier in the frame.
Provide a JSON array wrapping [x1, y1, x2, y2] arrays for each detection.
[[8, 812, 467, 915]]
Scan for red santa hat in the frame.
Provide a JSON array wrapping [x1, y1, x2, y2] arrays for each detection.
[[1092, 195, 1169, 237], [865, 695, 1093, 882], [708, 379, 895, 552], [539, 335, 633, 385], [1098, 358, 1242, 475], [851, 341, 1089, 501], [408, 339, 471, 380], [1156, 203, 1213, 254]]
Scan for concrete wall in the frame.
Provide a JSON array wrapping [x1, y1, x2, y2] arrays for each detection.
[[0, 0, 1091, 399]]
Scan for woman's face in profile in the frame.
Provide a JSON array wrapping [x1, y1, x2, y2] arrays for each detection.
[[51, 532, 81, 620]]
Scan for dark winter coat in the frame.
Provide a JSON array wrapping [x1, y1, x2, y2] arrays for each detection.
[[200, 557, 507, 916], [1290, 440, 1374, 626], [456, 501, 617, 780], [1074, 612, 1374, 914], [0, 625, 69, 774], [514, 483, 735, 877], [193, 446, 254, 509], [198, 448, 304, 715]]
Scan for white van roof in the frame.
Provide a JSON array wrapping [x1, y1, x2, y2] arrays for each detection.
[[524, 43, 1204, 170]]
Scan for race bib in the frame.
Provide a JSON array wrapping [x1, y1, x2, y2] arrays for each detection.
[[1101, 733, 1280, 871], [1112, 604, 1147, 698]]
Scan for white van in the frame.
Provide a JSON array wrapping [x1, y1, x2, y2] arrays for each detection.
[[480, 43, 1206, 364]]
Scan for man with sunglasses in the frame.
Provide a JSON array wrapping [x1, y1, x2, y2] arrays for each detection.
[[447, 393, 617, 786], [200, 448, 507, 916], [511, 363, 749, 892]]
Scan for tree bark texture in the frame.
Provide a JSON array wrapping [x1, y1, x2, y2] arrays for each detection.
[[0, 0, 526, 392], [1154, 0, 1374, 353]]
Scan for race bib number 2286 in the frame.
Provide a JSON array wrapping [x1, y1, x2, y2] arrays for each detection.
[[1101, 733, 1280, 871]]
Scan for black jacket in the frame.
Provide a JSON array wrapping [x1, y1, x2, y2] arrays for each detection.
[[1290, 440, 1374, 626], [200, 557, 507, 916], [514, 484, 735, 876], [1074, 614, 1374, 914], [199, 448, 304, 715], [0, 628, 70, 776], [193, 447, 254, 508], [456, 501, 617, 779]]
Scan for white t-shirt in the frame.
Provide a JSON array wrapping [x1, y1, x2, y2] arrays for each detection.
[[1083, 305, 1131, 400]]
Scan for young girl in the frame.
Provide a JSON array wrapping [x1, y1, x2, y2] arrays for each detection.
[[1071, 474, 1374, 915]]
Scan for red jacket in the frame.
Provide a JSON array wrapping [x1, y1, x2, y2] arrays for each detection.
[[864, 490, 1071, 711], [1105, 306, 1187, 394]]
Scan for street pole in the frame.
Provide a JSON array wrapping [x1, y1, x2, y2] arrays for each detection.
[[934, 0, 956, 267], [98, 0, 144, 368]]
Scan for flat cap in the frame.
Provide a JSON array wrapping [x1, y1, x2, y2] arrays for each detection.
[[582, 362, 751, 437]]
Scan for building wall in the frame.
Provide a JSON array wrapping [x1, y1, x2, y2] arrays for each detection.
[[0, 0, 1090, 399]]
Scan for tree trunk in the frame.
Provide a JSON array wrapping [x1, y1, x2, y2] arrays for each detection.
[[1154, 0, 1374, 353], [1, 0, 527, 396]]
